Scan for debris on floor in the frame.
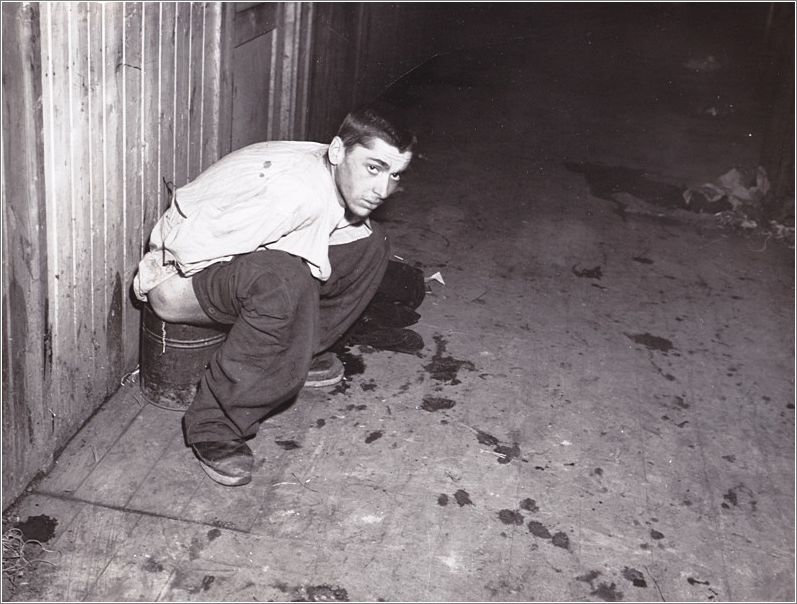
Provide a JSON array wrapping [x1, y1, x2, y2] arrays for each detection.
[[767, 220, 796, 248], [2, 525, 60, 595], [683, 166, 770, 216], [425, 271, 446, 286], [120, 366, 140, 386], [684, 166, 796, 248]]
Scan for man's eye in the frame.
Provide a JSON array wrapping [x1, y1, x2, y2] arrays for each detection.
[[390, 173, 401, 181], [367, 164, 379, 174]]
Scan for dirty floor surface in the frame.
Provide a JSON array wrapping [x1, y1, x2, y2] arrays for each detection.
[[4, 6, 794, 602]]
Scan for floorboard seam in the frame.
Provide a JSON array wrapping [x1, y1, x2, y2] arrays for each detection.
[[27, 489, 255, 535]]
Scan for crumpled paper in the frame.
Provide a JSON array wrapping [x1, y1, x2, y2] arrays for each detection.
[[425, 271, 445, 286], [683, 166, 770, 212]]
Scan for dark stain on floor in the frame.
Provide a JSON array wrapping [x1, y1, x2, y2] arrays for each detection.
[[421, 396, 456, 412], [622, 566, 647, 588], [565, 161, 728, 218], [495, 443, 521, 464], [398, 380, 413, 393], [143, 557, 164, 573], [423, 334, 476, 384], [474, 429, 522, 464], [13, 514, 58, 542], [519, 498, 539, 512], [688, 577, 710, 586], [303, 585, 350, 602], [360, 380, 377, 391], [591, 581, 625, 602], [498, 509, 525, 525], [577, 570, 602, 585], [578, 569, 625, 601], [528, 520, 552, 539], [564, 161, 681, 206], [171, 569, 217, 594], [338, 349, 366, 377], [453, 489, 473, 506], [476, 430, 499, 446], [276, 440, 301, 450], [198, 575, 215, 592], [437, 493, 449, 506], [650, 529, 665, 540], [331, 381, 351, 395], [551, 531, 570, 549], [365, 430, 383, 444], [673, 395, 690, 409], [206, 528, 221, 541], [315, 418, 326, 428], [632, 256, 654, 264], [625, 332, 674, 353], [272, 582, 350, 602], [188, 536, 204, 560], [572, 264, 603, 279], [721, 484, 757, 511]]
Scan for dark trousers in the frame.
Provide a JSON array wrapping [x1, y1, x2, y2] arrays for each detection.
[[185, 222, 389, 443]]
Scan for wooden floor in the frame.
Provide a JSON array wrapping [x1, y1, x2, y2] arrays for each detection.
[[4, 6, 794, 602]]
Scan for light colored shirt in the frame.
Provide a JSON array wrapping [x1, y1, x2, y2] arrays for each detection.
[[133, 141, 371, 301]]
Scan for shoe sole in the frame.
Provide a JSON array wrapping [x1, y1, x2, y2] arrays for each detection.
[[197, 461, 252, 486], [303, 374, 344, 388]]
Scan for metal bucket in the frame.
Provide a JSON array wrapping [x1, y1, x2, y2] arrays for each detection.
[[140, 305, 228, 410]]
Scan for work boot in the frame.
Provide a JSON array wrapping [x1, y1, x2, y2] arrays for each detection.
[[304, 351, 344, 387], [192, 440, 253, 486]]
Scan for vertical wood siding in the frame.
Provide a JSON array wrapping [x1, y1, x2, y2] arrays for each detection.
[[2, 1, 227, 508], [2, 2, 50, 507]]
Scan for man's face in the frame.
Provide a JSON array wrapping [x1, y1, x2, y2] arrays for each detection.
[[332, 137, 413, 219]]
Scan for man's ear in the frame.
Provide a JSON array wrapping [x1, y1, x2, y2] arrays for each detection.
[[328, 136, 345, 166]]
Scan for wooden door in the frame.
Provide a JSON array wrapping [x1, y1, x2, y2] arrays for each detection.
[[225, 2, 314, 151]]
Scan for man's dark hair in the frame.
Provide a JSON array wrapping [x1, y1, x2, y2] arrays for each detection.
[[336, 101, 416, 153]]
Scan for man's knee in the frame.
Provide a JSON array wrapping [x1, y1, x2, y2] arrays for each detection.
[[245, 261, 316, 311]]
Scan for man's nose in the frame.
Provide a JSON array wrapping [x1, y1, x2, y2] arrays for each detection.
[[373, 175, 390, 198]]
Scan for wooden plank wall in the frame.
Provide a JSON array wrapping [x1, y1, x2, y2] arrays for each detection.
[[2, 2, 50, 508], [2, 1, 227, 509]]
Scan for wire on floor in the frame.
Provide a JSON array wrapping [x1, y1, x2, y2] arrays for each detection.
[[2, 528, 60, 587]]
